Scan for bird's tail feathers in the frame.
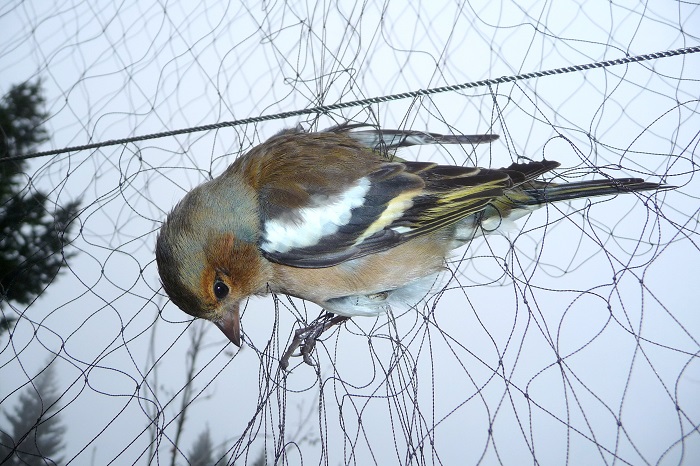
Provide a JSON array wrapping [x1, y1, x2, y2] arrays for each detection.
[[517, 178, 671, 206]]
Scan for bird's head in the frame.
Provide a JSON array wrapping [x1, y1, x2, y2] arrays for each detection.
[[155, 176, 268, 346]]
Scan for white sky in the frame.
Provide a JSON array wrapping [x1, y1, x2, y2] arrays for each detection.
[[1, 0, 699, 465]]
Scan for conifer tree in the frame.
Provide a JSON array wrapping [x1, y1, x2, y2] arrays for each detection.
[[0, 81, 80, 312], [0, 363, 65, 465]]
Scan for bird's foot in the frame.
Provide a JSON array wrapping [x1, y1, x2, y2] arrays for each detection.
[[280, 313, 349, 370]]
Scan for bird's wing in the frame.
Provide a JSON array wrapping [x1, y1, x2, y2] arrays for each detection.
[[244, 129, 556, 268]]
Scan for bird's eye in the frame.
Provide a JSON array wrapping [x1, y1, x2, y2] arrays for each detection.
[[213, 280, 229, 300]]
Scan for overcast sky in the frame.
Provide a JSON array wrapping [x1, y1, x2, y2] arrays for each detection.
[[1, 0, 699, 464]]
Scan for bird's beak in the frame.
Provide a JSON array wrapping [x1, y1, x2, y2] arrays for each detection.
[[214, 302, 241, 346]]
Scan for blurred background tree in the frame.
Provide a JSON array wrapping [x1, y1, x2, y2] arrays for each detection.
[[0, 361, 66, 465], [187, 426, 215, 466], [0, 81, 80, 316]]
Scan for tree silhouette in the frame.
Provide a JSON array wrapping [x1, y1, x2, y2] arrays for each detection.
[[0, 316, 16, 337], [0, 362, 66, 465], [0, 81, 80, 312], [187, 427, 214, 466]]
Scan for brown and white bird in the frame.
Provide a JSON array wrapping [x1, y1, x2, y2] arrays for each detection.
[[155, 124, 668, 356]]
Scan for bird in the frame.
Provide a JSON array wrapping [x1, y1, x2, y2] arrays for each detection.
[[155, 123, 669, 365]]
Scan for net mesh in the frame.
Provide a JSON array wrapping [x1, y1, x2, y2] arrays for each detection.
[[0, 0, 698, 465]]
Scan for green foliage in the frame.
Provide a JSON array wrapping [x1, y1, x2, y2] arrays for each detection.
[[0, 81, 80, 309], [0, 363, 65, 465]]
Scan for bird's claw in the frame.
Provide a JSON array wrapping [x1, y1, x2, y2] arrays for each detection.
[[280, 313, 349, 371]]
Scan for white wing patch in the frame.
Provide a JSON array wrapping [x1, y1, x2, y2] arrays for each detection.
[[261, 177, 371, 254]]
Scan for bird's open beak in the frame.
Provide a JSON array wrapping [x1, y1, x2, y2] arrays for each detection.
[[214, 302, 241, 346]]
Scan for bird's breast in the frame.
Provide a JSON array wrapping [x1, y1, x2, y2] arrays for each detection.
[[268, 232, 450, 316]]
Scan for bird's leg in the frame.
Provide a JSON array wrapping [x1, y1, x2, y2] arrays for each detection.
[[280, 312, 349, 370]]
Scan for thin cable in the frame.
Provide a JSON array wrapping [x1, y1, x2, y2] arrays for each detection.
[[4, 45, 699, 162]]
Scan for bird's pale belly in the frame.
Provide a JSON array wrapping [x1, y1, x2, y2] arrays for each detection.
[[269, 232, 450, 316]]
